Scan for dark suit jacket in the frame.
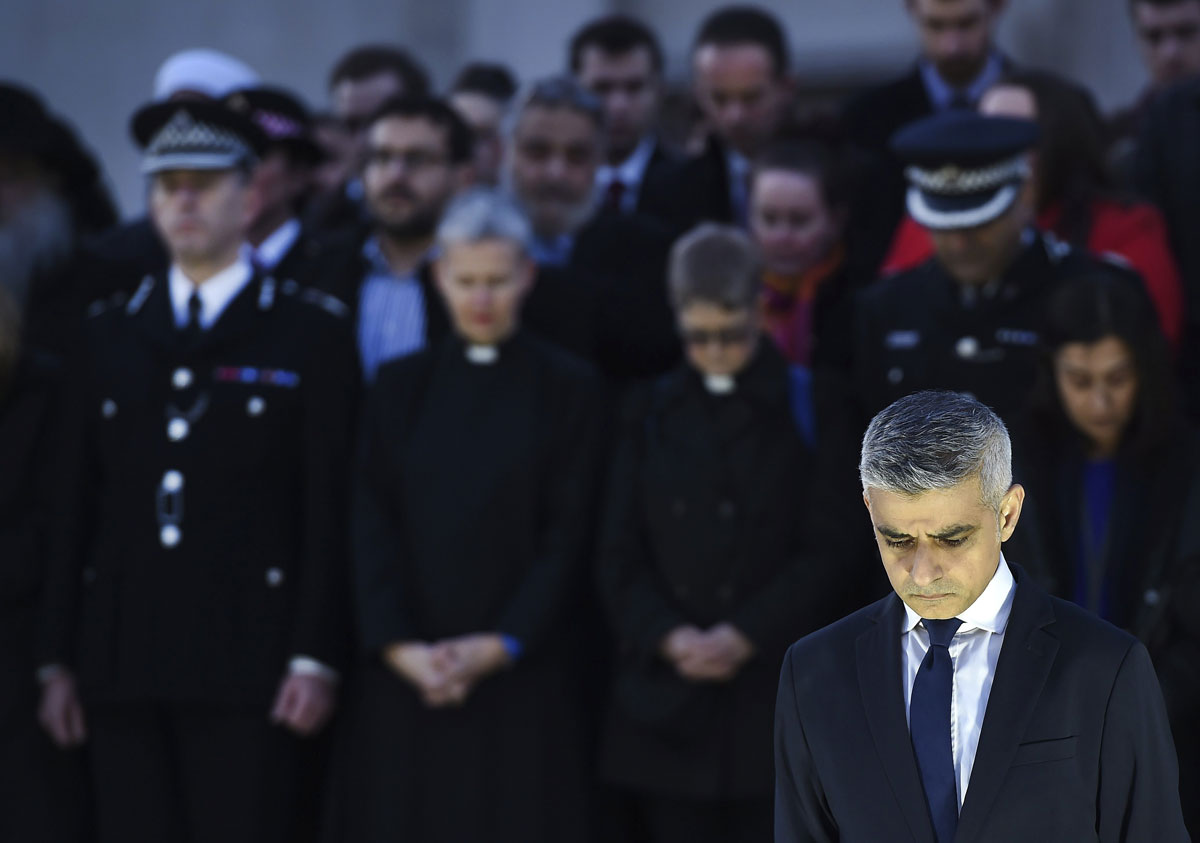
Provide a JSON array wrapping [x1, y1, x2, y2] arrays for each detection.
[[774, 562, 1189, 842]]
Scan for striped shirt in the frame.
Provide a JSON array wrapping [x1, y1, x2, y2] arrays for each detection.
[[356, 236, 428, 382]]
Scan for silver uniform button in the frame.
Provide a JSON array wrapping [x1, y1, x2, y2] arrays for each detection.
[[265, 567, 285, 587], [887, 367, 904, 385], [162, 470, 184, 493], [1144, 588, 1161, 606], [247, 396, 266, 416], [167, 418, 190, 441], [956, 336, 980, 359], [172, 367, 194, 389], [101, 399, 118, 418], [160, 525, 182, 548]]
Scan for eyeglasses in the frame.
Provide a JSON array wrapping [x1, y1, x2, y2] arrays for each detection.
[[680, 325, 756, 348]]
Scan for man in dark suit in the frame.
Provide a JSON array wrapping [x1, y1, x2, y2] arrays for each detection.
[[569, 14, 688, 229], [666, 6, 795, 229], [504, 76, 681, 381], [843, 0, 1011, 273], [36, 98, 357, 843], [775, 390, 1189, 842]]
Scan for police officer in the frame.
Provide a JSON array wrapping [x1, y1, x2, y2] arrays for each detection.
[[850, 111, 1146, 426], [36, 98, 357, 843]]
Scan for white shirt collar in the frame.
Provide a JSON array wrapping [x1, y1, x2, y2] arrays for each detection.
[[597, 136, 656, 190], [901, 553, 1016, 635], [254, 218, 301, 271], [168, 253, 254, 330]]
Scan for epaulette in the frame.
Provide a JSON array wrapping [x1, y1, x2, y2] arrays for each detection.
[[280, 280, 350, 319], [85, 287, 132, 319]]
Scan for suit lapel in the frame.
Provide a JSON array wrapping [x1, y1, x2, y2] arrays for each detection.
[[955, 566, 1059, 842], [127, 272, 181, 351], [856, 596, 936, 843]]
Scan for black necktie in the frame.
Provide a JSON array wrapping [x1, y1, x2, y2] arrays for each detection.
[[183, 288, 202, 346], [604, 179, 626, 212], [910, 617, 963, 843]]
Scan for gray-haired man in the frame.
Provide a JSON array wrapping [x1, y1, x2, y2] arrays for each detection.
[[774, 390, 1187, 842]]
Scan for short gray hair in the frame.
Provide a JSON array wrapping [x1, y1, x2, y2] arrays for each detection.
[[667, 223, 763, 311], [505, 75, 605, 138], [860, 391, 1013, 510], [436, 188, 533, 253]]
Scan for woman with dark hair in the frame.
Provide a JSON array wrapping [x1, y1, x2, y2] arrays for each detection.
[[1010, 272, 1199, 829], [881, 69, 1185, 351]]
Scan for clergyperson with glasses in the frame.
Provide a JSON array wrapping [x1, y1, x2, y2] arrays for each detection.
[[596, 224, 838, 843]]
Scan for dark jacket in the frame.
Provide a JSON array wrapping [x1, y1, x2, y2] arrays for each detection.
[[525, 211, 680, 383], [39, 271, 358, 707], [598, 344, 840, 799], [339, 331, 601, 842], [1010, 422, 1200, 833], [649, 135, 737, 231], [775, 563, 1190, 842]]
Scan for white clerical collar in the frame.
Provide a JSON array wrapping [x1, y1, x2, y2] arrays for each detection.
[[902, 554, 1016, 635], [168, 253, 254, 330], [254, 218, 301, 271], [703, 373, 736, 395], [465, 344, 499, 365]]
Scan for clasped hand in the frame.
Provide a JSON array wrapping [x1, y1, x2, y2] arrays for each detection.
[[384, 634, 511, 708], [660, 623, 755, 682]]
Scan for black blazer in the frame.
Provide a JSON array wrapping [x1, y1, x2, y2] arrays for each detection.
[[775, 562, 1189, 842]]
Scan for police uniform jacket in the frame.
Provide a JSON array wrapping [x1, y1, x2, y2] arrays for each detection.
[[38, 269, 358, 707], [852, 232, 1141, 424]]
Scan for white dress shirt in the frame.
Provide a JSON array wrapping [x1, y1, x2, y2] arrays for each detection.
[[595, 136, 656, 214], [901, 555, 1016, 808], [168, 255, 254, 329], [253, 217, 302, 271]]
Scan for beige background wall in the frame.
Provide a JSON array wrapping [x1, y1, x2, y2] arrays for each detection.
[[0, 0, 1144, 215]]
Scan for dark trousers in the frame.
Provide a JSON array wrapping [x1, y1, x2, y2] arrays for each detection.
[[0, 608, 92, 842], [88, 701, 325, 843], [607, 791, 773, 843]]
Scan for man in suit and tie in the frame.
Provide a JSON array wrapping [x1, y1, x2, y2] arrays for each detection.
[[774, 390, 1188, 842], [843, 0, 1011, 274]]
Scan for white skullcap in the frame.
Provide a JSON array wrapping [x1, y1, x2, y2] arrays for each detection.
[[153, 48, 260, 101]]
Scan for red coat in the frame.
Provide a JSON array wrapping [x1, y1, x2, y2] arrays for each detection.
[[880, 199, 1185, 350]]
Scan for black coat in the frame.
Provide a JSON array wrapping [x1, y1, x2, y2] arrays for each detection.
[[38, 270, 358, 707], [775, 563, 1190, 842], [598, 345, 839, 800], [841, 67, 934, 275], [525, 211, 681, 382], [649, 135, 737, 231], [0, 353, 91, 841], [337, 331, 601, 842], [1010, 423, 1200, 833]]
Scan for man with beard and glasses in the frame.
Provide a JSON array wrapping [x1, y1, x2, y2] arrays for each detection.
[[504, 76, 679, 382], [0, 83, 119, 357], [315, 96, 475, 382], [843, 0, 1012, 275]]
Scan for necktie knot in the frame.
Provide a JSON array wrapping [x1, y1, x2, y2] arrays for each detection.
[[924, 617, 963, 649]]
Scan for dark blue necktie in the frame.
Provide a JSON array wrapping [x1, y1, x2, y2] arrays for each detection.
[[911, 617, 963, 843]]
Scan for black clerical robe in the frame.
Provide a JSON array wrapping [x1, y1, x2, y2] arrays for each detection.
[[337, 331, 601, 843]]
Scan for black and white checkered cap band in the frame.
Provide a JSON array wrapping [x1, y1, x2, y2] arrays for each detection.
[[904, 154, 1030, 196], [141, 110, 256, 174]]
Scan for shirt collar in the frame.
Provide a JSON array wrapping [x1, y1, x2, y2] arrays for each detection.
[[362, 234, 432, 280], [168, 251, 254, 329], [596, 136, 656, 191], [901, 553, 1016, 635], [529, 234, 575, 268], [919, 51, 1005, 111], [254, 218, 301, 271]]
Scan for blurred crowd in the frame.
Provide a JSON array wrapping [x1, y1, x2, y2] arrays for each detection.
[[2, 1, 1199, 841]]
